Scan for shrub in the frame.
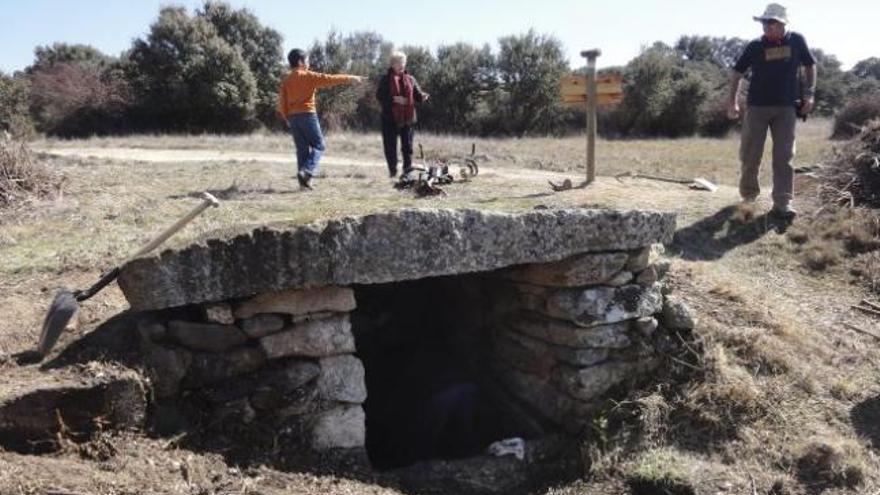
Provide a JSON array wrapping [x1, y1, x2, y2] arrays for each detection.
[[29, 62, 132, 137], [0, 72, 34, 138], [0, 136, 62, 207], [832, 94, 880, 139]]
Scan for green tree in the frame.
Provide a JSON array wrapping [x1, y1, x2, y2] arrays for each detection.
[[424, 42, 494, 134], [494, 30, 568, 136], [810, 49, 850, 116], [127, 6, 258, 132], [851, 57, 880, 80], [26, 43, 113, 74], [674, 35, 748, 69], [199, 1, 285, 126], [0, 72, 34, 137]]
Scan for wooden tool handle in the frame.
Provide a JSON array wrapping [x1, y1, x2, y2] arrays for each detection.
[[126, 192, 220, 263]]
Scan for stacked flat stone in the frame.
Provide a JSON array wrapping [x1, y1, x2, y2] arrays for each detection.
[[138, 286, 365, 451], [489, 244, 669, 432]]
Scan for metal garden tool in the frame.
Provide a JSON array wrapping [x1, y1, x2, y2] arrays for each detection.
[[36, 192, 220, 358]]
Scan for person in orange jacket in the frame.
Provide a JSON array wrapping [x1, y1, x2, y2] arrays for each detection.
[[278, 48, 364, 189]]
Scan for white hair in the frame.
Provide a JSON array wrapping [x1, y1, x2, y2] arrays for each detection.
[[390, 51, 407, 64]]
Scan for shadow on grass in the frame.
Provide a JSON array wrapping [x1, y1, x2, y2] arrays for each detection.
[[169, 183, 299, 201], [670, 205, 793, 261], [852, 395, 880, 452]]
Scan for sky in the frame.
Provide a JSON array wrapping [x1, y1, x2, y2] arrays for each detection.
[[0, 0, 877, 74]]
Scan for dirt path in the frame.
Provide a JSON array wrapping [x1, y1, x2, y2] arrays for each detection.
[[34, 145, 576, 182]]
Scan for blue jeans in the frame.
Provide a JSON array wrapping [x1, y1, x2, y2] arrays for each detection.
[[288, 113, 325, 175]]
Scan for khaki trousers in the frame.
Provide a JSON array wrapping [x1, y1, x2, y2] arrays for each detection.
[[739, 105, 797, 207]]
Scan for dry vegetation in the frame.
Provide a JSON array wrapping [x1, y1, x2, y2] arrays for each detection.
[[0, 135, 62, 209], [4, 118, 880, 494]]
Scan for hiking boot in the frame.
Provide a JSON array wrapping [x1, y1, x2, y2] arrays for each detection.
[[389, 167, 398, 178], [770, 204, 797, 219], [297, 170, 313, 190]]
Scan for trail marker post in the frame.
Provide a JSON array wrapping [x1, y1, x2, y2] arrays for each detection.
[[559, 49, 623, 187], [581, 49, 600, 185]]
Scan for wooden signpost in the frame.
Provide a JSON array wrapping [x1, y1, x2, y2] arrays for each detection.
[[560, 49, 623, 185]]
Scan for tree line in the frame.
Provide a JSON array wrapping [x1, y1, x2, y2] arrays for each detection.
[[2, 1, 879, 139]]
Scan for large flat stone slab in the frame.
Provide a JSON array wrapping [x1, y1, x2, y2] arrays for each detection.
[[119, 208, 675, 311]]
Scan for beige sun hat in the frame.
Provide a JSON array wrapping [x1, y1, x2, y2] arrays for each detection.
[[754, 3, 789, 24]]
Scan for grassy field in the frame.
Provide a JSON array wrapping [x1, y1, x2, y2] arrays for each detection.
[[3, 119, 880, 494]]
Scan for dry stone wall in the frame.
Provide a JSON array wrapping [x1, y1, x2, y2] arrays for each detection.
[[139, 286, 366, 452], [122, 208, 683, 460], [487, 245, 678, 432]]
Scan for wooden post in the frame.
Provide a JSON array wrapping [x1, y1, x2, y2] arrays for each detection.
[[580, 49, 601, 185]]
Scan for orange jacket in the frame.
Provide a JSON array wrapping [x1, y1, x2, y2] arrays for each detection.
[[277, 69, 353, 118]]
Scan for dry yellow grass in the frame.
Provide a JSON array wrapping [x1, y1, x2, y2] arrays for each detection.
[[4, 120, 880, 494]]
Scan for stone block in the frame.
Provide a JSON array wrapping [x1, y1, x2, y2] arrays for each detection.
[[308, 405, 366, 450], [142, 342, 191, 398], [495, 329, 610, 372], [662, 295, 697, 330], [605, 271, 634, 286], [505, 312, 632, 349], [552, 359, 659, 402], [632, 317, 659, 337], [234, 287, 356, 319], [259, 314, 355, 360], [492, 361, 599, 432], [238, 314, 286, 339], [137, 321, 166, 343], [167, 320, 247, 353], [184, 347, 267, 388], [202, 303, 235, 324], [119, 209, 677, 311], [516, 284, 663, 327], [626, 247, 651, 272], [317, 355, 367, 404], [636, 266, 658, 287], [500, 252, 630, 287]]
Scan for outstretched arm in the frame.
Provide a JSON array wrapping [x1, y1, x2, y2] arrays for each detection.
[[308, 71, 364, 89]]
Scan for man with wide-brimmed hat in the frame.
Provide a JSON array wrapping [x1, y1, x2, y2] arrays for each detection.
[[727, 3, 817, 219]]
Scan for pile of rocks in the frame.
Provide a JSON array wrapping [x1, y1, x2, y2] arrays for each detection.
[[487, 245, 689, 431], [139, 286, 366, 451]]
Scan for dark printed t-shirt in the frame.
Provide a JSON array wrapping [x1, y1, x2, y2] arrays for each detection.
[[733, 31, 816, 106]]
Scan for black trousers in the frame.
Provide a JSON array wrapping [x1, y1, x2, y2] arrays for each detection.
[[381, 119, 414, 174]]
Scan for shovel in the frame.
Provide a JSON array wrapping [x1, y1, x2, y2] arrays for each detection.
[[35, 192, 220, 359]]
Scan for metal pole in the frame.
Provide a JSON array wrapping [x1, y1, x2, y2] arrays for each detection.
[[580, 49, 601, 185]]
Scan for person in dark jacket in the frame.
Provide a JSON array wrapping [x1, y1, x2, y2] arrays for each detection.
[[376, 51, 429, 177], [727, 3, 816, 219]]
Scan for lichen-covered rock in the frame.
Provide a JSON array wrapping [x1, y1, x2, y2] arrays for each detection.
[[119, 208, 676, 311], [516, 284, 664, 327], [259, 314, 354, 359], [662, 295, 698, 330]]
